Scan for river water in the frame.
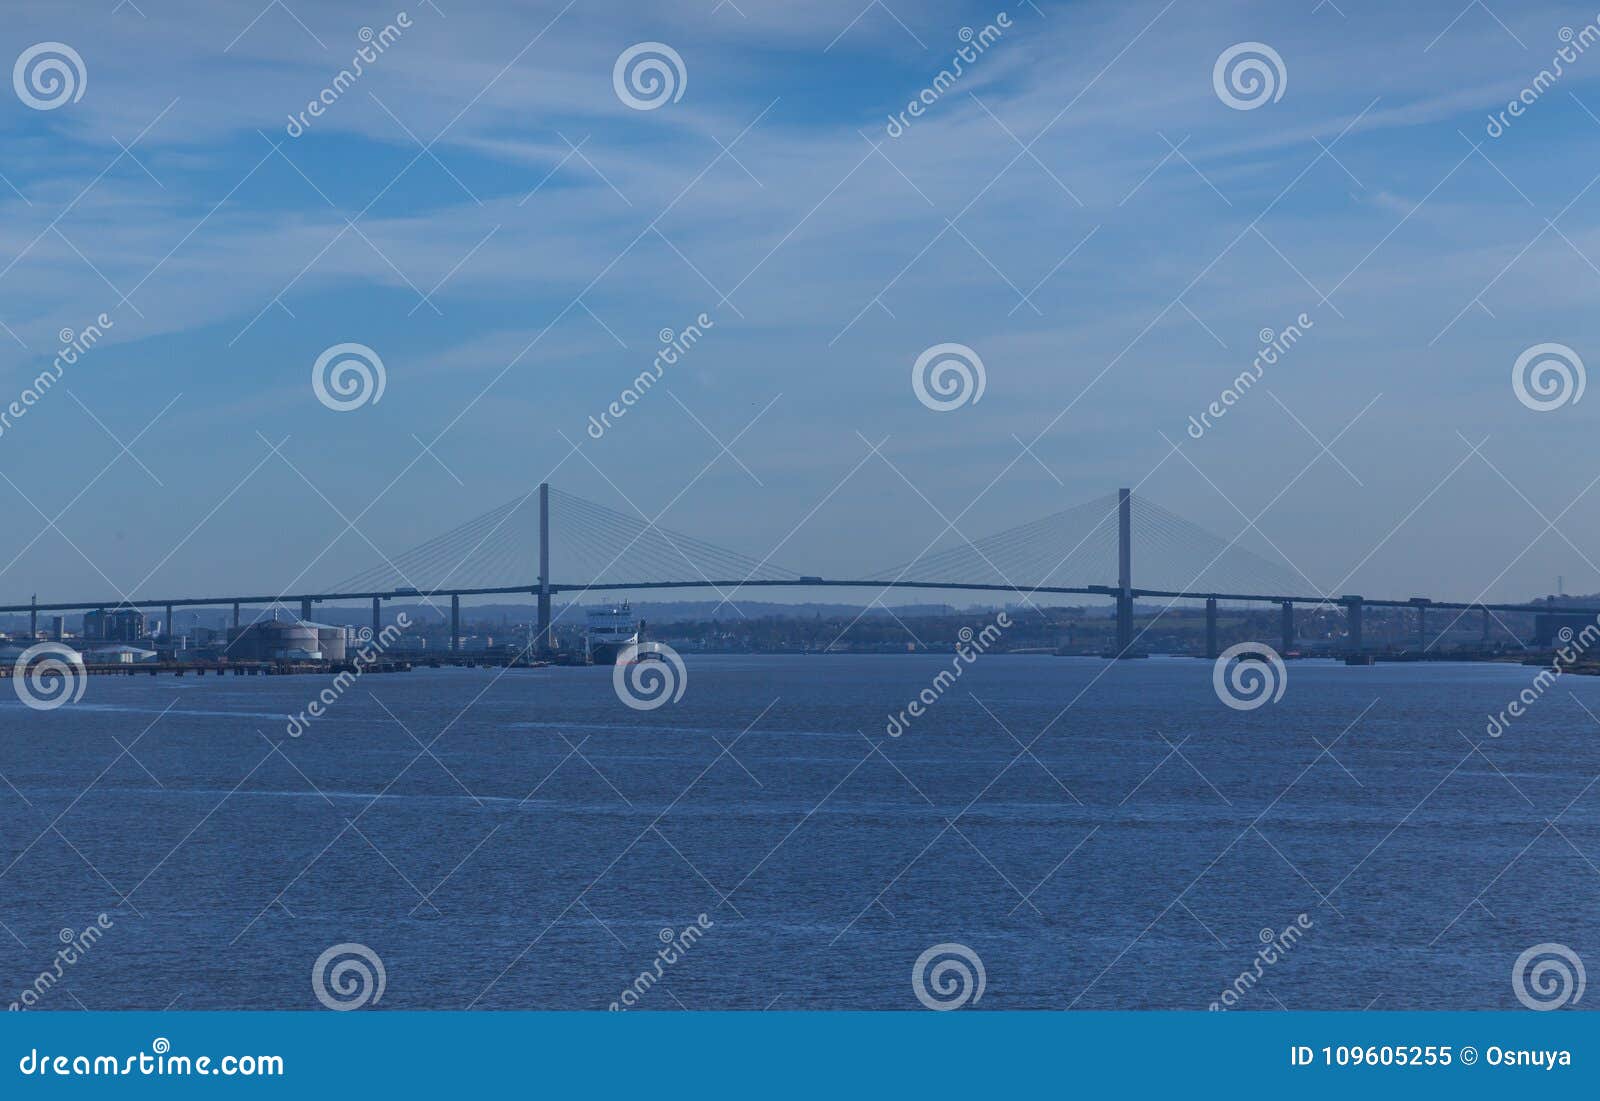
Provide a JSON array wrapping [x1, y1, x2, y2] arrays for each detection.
[[1, 654, 1595, 1010]]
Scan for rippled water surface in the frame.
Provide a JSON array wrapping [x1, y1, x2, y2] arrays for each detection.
[[2, 655, 1596, 1010]]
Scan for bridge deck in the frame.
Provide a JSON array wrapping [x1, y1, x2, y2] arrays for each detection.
[[0, 579, 1591, 619]]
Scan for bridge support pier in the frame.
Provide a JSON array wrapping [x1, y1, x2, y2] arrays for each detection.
[[1205, 598, 1218, 659], [537, 481, 551, 654], [300, 598, 313, 623], [29, 595, 36, 640], [165, 603, 173, 642], [372, 597, 381, 641], [1343, 596, 1363, 652], [1115, 592, 1134, 654], [1115, 488, 1134, 654], [451, 594, 460, 652], [232, 601, 240, 628], [1280, 601, 1293, 657]]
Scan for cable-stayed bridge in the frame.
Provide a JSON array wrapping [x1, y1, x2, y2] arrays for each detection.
[[2, 485, 1590, 657]]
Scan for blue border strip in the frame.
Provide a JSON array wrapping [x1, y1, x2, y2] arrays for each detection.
[[3, 1011, 1592, 1097]]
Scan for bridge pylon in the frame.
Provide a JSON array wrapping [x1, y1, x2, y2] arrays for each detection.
[[536, 481, 551, 653], [1115, 488, 1134, 654], [1342, 595, 1364, 652]]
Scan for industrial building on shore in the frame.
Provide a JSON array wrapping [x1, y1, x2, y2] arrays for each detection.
[[223, 619, 353, 662]]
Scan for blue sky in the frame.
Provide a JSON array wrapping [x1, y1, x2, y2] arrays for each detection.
[[3, 0, 1600, 605]]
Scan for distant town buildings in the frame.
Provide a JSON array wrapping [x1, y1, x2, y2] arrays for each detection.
[[83, 607, 149, 643]]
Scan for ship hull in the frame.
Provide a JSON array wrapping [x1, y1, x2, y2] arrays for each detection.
[[589, 641, 633, 665]]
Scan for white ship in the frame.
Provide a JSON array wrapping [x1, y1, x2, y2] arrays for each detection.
[[586, 602, 640, 665]]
